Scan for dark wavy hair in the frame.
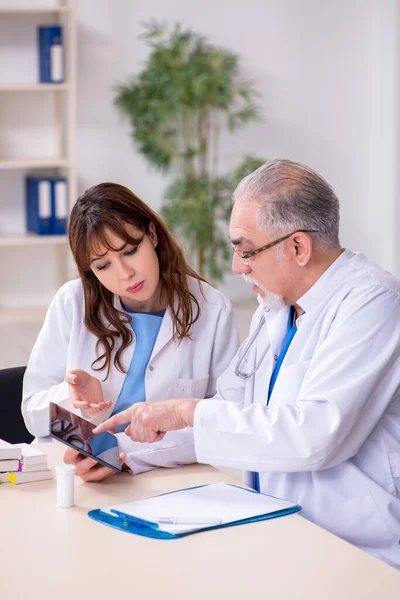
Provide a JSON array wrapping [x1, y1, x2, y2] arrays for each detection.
[[68, 182, 205, 379]]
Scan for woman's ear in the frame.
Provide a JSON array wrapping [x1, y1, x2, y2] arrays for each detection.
[[149, 222, 158, 248]]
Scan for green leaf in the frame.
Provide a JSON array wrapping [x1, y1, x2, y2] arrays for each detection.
[[113, 21, 265, 279]]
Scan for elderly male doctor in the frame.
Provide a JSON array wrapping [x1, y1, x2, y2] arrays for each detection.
[[95, 159, 400, 568]]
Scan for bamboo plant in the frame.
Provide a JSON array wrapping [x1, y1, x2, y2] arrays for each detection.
[[114, 21, 264, 280]]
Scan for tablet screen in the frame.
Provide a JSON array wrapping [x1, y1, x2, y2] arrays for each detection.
[[49, 402, 122, 472]]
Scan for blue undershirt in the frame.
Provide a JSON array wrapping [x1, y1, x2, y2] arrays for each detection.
[[111, 308, 165, 433], [255, 306, 298, 492], [267, 306, 298, 405]]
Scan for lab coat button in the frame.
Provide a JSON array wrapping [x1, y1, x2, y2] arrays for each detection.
[[274, 354, 278, 361], [148, 365, 154, 372]]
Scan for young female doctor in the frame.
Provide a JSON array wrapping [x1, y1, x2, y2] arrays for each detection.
[[22, 182, 239, 480]]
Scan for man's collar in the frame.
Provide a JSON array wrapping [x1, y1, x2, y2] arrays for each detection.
[[296, 248, 353, 312]]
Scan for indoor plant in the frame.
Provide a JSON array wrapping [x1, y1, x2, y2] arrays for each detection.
[[114, 21, 264, 280]]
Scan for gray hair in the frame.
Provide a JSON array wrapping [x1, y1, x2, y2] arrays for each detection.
[[233, 159, 340, 249]]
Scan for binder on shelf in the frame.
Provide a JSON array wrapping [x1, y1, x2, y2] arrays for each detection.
[[25, 177, 68, 236], [51, 178, 68, 234], [38, 25, 64, 83], [26, 177, 52, 235]]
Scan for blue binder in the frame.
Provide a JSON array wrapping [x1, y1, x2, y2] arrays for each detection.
[[38, 25, 64, 83], [88, 483, 302, 540], [51, 178, 68, 234], [26, 177, 52, 235]]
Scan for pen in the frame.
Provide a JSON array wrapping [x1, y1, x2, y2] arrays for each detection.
[[111, 510, 151, 527], [152, 517, 223, 525]]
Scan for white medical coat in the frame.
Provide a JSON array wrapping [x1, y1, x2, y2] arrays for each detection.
[[194, 250, 400, 567], [22, 276, 239, 473]]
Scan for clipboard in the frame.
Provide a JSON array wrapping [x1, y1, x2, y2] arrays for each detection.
[[88, 482, 302, 539]]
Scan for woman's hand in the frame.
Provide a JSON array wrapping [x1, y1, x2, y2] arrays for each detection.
[[64, 369, 112, 415], [63, 447, 127, 482]]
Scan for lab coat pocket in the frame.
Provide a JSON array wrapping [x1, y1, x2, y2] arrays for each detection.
[[320, 493, 399, 549], [174, 377, 209, 399]]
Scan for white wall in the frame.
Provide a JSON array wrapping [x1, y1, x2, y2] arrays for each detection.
[[1, 0, 399, 308]]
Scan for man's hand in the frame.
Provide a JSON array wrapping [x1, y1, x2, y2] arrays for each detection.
[[93, 398, 201, 443], [63, 447, 127, 483], [64, 369, 112, 415]]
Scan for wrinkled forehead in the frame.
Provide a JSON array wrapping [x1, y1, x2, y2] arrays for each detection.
[[229, 199, 261, 242]]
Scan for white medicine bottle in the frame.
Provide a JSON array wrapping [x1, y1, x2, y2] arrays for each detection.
[[55, 463, 76, 508]]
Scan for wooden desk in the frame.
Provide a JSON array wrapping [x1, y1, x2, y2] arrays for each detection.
[[1, 443, 399, 599]]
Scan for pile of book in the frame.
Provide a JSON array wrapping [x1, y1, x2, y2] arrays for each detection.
[[0, 439, 52, 485]]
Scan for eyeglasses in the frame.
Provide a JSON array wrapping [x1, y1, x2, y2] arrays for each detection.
[[231, 230, 320, 262]]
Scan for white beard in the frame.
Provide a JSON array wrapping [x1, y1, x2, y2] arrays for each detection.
[[242, 274, 286, 310]]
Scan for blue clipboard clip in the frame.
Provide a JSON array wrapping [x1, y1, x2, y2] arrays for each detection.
[[110, 509, 160, 530]]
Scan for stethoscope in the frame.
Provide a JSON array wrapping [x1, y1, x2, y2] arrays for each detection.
[[234, 314, 270, 379]]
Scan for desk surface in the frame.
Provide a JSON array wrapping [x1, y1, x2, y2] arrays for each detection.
[[1, 443, 399, 600]]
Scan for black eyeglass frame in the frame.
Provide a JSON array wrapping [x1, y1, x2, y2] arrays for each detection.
[[231, 229, 320, 261]]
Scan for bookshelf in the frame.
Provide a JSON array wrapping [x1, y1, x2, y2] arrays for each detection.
[[0, 158, 69, 169], [0, 0, 76, 316], [0, 83, 70, 91], [0, 7, 70, 13], [0, 233, 67, 247]]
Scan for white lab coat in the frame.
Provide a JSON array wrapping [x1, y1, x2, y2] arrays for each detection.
[[193, 250, 400, 567], [22, 276, 239, 473]]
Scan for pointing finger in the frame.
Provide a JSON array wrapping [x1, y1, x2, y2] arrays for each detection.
[[92, 407, 132, 433]]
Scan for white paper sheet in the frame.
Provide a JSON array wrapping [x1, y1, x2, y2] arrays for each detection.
[[106, 483, 297, 534]]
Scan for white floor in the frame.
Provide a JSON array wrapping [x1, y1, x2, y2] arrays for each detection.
[[0, 299, 257, 369]]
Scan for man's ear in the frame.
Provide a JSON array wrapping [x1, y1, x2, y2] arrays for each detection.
[[149, 223, 158, 247], [292, 231, 312, 267]]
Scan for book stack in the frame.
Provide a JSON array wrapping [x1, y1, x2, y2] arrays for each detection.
[[0, 440, 21, 482], [0, 440, 52, 485]]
